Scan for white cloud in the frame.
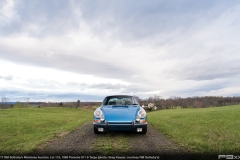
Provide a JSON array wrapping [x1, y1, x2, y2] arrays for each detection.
[[0, 75, 13, 80], [0, 59, 128, 97], [0, 1, 240, 101], [0, 0, 15, 18]]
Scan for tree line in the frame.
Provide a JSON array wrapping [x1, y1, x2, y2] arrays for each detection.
[[2, 95, 240, 109], [137, 95, 240, 110], [0, 96, 102, 109]]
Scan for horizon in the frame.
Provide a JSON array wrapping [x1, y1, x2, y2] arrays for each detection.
[[3, 95, 240, 104]]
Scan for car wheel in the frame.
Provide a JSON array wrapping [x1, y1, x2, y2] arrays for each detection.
[[94, 126, 100, 134], [141, 126, 147, 134]]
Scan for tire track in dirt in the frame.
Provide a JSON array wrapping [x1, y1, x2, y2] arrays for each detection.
[[33, 122, 96, 156], [128, 124, 187, 155], [32, 122, 190, 158]]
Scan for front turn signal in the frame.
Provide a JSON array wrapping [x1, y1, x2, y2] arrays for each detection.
[[140, 120, 147, 123], [94, 119, 100, 123]]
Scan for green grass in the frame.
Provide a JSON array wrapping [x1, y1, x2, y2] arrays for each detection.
[[148, 105, 240, 154], [93, 132, 130, 155], [0, 107, 92, 155]]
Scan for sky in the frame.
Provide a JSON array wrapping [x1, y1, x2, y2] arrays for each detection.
[[1, 0, 240, 102]]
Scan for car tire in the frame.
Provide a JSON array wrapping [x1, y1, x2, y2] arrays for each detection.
[[94, 126, 100, 134], [141, 126, 147, 134]]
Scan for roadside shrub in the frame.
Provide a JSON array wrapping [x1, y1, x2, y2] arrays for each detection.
[[14, 101, 23, 108], [145, 108, 152, 112]]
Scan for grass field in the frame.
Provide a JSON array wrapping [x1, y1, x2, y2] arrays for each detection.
[[1, 105, 240, 156], [0, 107, 92, 155], [93, 132, 130, 155], [148, 105, 240, 154]]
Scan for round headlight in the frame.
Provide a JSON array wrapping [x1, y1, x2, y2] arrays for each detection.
[[138, 110, 146, 118], [94, 109, 102, 118]]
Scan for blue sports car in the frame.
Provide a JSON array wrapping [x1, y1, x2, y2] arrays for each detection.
[[93, 95, 147, 134]]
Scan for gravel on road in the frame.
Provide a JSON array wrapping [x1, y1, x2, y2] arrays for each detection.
[[33, 122, 96, 156], [32, 122, 193, 159]]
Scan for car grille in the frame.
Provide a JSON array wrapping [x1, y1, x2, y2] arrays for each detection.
[[107, 121, 134, 130]]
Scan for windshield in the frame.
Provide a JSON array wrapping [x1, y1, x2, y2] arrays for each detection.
[[103, 96, 137, 105]]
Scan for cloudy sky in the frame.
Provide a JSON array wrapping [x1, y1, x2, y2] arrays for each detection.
[[1, 0, 240, 102]]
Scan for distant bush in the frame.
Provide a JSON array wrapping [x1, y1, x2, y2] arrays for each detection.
[[145, 108, 153, 112], [64, 102, 76, 108], [14, 101, 23, 108]]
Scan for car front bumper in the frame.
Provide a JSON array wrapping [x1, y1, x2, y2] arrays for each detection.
[[93, 121, 147, 132]]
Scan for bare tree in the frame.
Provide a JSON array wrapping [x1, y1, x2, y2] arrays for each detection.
[[77, 100, 80, 108], [1, 96, 9, 108], [2, 96, 8, 104], [25, 98, 30, 107]]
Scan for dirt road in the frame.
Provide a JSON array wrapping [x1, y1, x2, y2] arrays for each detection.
[[33, 122, 191, 159]]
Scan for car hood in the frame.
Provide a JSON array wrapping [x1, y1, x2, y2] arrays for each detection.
[[102, 105, 139, 122]]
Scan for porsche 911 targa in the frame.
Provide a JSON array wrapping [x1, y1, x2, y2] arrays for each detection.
[[93, 95, 147, 134]]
